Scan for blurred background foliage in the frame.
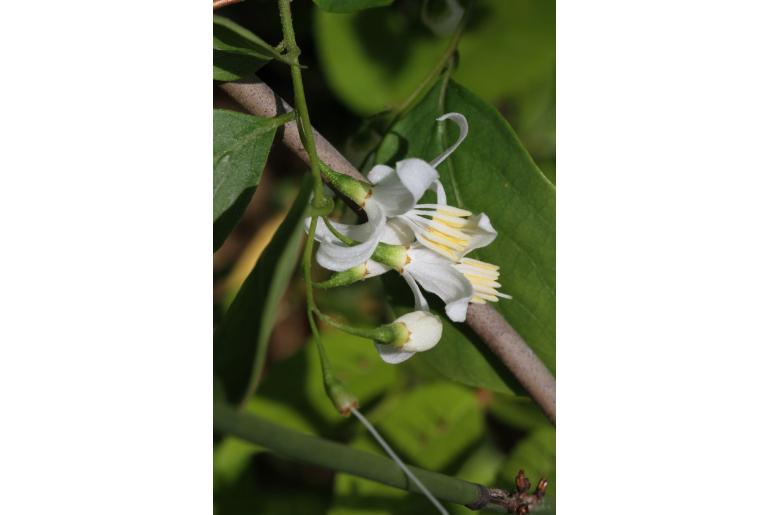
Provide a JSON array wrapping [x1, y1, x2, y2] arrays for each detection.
[[214, 0, 555, 513]]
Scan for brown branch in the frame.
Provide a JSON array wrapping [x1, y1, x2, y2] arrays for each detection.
[[213, 0, 244, 10], [219, 79, 369, 183], [218, 78, 556, 425], [466, 305, 555, 424]]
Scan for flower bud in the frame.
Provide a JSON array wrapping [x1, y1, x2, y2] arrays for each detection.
[[388, 311, 443, 352]]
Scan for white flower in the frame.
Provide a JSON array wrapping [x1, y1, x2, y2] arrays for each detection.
[[363, 218, 510, 323], [376, 310, 443, 364], [312, 113, 474, 271]]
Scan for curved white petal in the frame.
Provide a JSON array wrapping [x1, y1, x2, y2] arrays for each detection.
[[364, 260, 390, 278], [316, 235, 381, 272], [431, 179, 447, 205], [315, 203, 386, 272], [369, 159, 438, 216], [458, 212, 497, 257], [406, 246, 474, 322], [367, 164, 394, 185], [403, 271, 429, 311], [374, 343, 415, 364], [430, 113, 468, 168], [380, 218, 415, 246], [395, 158, 439, 203], [310, 216, 376, 245], [370, 170, 419, 216]]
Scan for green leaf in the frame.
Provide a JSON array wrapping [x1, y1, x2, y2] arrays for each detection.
[[314, 0, 554, 115], [213, 109, 290, 251], [213, 178, 311, 405], [313, 0, 393, 14], [213, 15, 276, 81], [329, 395, 490, 515], [376, 80, 555, 390], [306, 329, 400, 424], [488, 394, 551, 431], [374, 382, 484, 470]]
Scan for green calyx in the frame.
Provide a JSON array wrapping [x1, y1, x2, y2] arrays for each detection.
[[372, 243, 409, 271], [383, 322, 410, 347], [314, 264, 367, 289], [320, 162, 371, 206], [324, 375, 359, 417]]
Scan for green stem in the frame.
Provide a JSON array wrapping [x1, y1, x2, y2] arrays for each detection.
[[314, 308, 398, 343], [266, 111, 298, 130], [213, 402, 491, 509], [322, 217, 356, 246], [278, 0, 326, 208], [305, 214, 358, 414]]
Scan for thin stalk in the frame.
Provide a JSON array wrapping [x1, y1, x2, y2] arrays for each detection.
[[278, 0, 326, 208], [322, 217, 356, 246], [213, 402, 491, 509], [351, 408, 448, 515], [313, 308, 396, 343]]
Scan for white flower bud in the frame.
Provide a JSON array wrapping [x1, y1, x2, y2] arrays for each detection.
[[393, 311, 443, 352]]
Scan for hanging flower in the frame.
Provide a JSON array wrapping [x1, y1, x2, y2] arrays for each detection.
[[312, 113, 477, 271], [375, 310, 444, 364], [359, 218, 509, 323]]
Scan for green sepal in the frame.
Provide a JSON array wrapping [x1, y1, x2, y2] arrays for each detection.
[[320, 162, 371, 206], [314, 264, 367, 289], [372, 243, 408, 271], [324, 375, 359, 417]]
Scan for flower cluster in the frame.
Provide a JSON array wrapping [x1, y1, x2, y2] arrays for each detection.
[[310, 113, 510, 363]]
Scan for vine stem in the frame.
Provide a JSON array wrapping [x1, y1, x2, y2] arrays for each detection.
[[213, 402, 498, 511], [277, 0, 326, 208]]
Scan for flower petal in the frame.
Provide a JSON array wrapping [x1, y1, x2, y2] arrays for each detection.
[[369, 159, 438, 216], [367, 164, 394, 185], [374, 343, 415, 364], [364, 259, 390, 278], [458, 212, 497, 257], [406, 246, 474, 322], [430, 113, 468, 168], [431, 179, 447, 205], [310, 216, 376, 245], [316, 236, 381, 272], [315, 203, 386, 271], [395, 158, 439, 203], [380, 218, 415, 246], [403, 270, 429, 311]]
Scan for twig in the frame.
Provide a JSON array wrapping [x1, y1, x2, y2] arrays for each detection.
[[466, 304, 556, 424], [219, 79, 368, 183], [213, 0, 244, 10], [214, 402, 550, 513], [218, 79, 556, 425]]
